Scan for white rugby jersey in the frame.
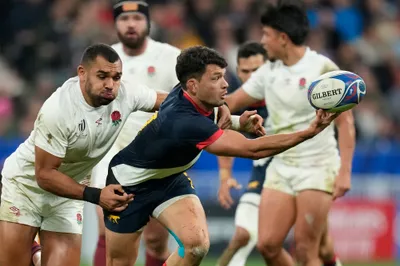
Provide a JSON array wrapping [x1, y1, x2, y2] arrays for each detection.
[[243, 48, 340, 166], [111, 38, 180, 149], [1, 76, 156, 188]]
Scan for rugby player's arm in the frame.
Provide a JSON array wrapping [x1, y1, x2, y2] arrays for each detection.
[[334, 110, 355, 173], [225, 88, 260, 113], [148, 91, 168, 112], [205, 129, 312, 160], [35, 147, 85, 200]]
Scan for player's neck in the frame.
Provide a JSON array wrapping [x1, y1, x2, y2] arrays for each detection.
[[123, 38, 148, 56], [281, 45, 307, 67], [185, 91, 214, 114]]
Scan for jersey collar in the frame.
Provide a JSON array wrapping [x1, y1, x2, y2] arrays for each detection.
[[183, 91, 213, 116]]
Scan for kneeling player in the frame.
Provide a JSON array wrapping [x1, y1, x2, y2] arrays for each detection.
[[102, 46, 339, 266]]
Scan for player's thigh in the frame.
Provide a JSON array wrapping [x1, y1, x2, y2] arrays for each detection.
[[235, 193, 260, 239], [0, 178, 42, 265], [156, 195, 209, 257], [258, 188, 296, 247], [143, 217, 169, 246], [294, 190, 332, 252], [259, 159, 296, 246], [96, 205, 106, 236], [105, 228, 142, 265], [0, 221, 38, 266], [39, 230, 81, 266]]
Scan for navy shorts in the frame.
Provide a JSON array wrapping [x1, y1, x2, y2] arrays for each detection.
[[104, 170, 196, 233], [244, 158, 272, 194]]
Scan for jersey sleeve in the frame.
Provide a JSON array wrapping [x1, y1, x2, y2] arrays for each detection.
[[242, 64, 267, 100], [34, 107, 69, 158], [122, 81, 158, 112], [320, 56, 340, 74], [174, 115, 224, 150]]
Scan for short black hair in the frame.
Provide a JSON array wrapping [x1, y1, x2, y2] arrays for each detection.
[[237, 41, 268, 63], [81, 43, 120, 66], [176, 46, 227, 89], [260, 2, 309, 45]]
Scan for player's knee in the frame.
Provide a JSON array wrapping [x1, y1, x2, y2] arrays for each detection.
[[294, 233, 319, 263], [231, 227, 251, 249], [256, 237, 281, 260], [182, 235, 210, 260]]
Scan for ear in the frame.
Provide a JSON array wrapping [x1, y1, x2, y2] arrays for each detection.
[[77, 65, 86, 81], [280, 32, 289, 46], [186, 78, 198, 94]]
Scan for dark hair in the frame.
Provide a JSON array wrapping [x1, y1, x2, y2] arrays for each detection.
[[176, 46, 228, 89], [237, 41, 268, 62], [260, 3, 309, 45], [81, 43, 120, 66]]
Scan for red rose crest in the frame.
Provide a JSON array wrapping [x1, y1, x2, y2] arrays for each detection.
[[147, 66, 155, 76], [76, 213, 82, 225], [299, 77, 306, 90], [111, 111, 122, 126]]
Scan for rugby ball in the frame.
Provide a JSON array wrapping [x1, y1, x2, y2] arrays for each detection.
[[308, 70, 366, 113]]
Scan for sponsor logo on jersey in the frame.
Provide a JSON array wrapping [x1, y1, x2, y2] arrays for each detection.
[[9, 206, 20, 216]]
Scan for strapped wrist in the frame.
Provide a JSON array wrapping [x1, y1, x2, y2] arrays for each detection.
[[83, 186, 101, 204]]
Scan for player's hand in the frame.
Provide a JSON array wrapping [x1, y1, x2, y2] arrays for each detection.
[[333, 169, 351, 200], [306, 110, 340, 137], [99, 184, 134, 212], [239, 110, 266, 136], [217, 104, 232, 129], [218, 178, 242, 209]]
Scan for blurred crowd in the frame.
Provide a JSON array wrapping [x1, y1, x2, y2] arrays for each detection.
[[0, 0, 399, 144]]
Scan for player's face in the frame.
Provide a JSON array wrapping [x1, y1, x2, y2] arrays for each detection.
[[261, 26, 285, 61], [197, 64, 229, 108], [116, 13, 148, 49], [78, 56, 122, 107], [237, 54, 265, 83]]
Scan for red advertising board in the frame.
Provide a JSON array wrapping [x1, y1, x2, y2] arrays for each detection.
[[328, 199, 395, 261]]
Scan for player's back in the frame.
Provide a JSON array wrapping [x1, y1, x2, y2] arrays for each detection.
[[111, 39, 180, 149], [244, 48, 340, 166], [110, 85, 221, 186]]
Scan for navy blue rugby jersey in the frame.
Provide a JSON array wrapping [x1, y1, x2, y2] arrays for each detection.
[[109, 84, 223, 186]]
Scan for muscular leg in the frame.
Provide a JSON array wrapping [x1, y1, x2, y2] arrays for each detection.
[[94, 206, 107, 266], [39, 231, 81, 266], [156, 195, 209, 266], [294, 190, 332, 266], [218, 226, 251, 266], [105, 228, 142, 266], [319, 221, 341, 266], [0, 221, 38, 266], [257, 188, 296, 266], [143, 218, 170, 266]]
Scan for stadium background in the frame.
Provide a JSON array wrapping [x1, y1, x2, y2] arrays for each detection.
[[0, 0, 399, 265]]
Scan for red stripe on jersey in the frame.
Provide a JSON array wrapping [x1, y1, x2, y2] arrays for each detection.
[[183, 91, 213, 116], [249, 100, 266, 108], [196, 129, 224, 149]]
